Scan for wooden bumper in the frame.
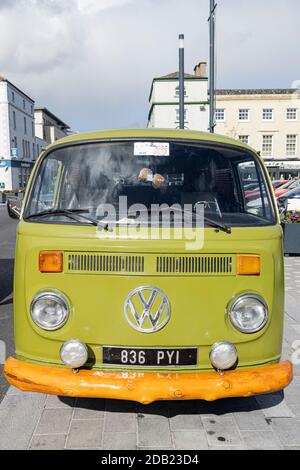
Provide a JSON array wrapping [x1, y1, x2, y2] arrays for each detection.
[[4, 357, 293, 405]]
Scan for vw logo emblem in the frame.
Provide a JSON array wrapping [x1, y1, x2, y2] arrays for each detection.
[[124, 286, 171, 333]]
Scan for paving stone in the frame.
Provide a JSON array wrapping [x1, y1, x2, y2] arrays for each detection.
[[29, 434, 66, 450], [102, 432, 137, 450], [35, 409, 73, 435], [172, 431, 208, 450], [45, 395, 76, 409], [256, 393, 295, 418], [233, 409, 270, 430], [138, 416, 172, 448], [202, 416, 243, 447], [104, 412, 137, 433], [169, 413, 203, 431], [0, 394, 45, 450], [272, 418, 300, 446], [66, 419, 103, 449], [241, 430, 282, 449]]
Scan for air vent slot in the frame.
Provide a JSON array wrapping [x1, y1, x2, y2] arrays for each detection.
[[156, 255, 233, 274], [67, 253, 144, 274]]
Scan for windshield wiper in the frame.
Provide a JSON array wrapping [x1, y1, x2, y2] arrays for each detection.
[[126, 206, 232, 234], [25, 209, 110, 231]]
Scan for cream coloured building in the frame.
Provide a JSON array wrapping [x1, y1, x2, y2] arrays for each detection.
[[147, 63, 209, 131], [215, 89, 300, 179]]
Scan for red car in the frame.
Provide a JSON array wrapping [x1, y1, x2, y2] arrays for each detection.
[[275, 179, 300, 198]]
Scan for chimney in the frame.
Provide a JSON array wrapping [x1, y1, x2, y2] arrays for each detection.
[[194, 62, 207, 78]]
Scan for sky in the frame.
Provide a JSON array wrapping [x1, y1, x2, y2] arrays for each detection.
[[0, 0, 299, 132]]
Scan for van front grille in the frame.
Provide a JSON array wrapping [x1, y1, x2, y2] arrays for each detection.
[[67, 253, 144, 274], [65, 252, 235, 276], [156, 255, 233, 274]]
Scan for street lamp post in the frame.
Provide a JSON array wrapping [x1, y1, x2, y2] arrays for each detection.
[[179, 34, 185, 130], [209, 0, 216, 133]]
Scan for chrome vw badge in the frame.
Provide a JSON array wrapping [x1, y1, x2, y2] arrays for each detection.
[[124, 286, 171, 333]]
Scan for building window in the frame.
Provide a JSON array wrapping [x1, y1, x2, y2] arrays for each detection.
[[24, 117, 27, 134], [13, 111, 16, 130], [286, 108, 297, 120], [23, 99, 26, 110], [12, 92, 15, 102], [262, 108, 273, 120], [215, 108, 225, 121], [31, 105, 33, 115], [239, 109, 250, 121], [262, 135, 273, 157], [175, 86, 187, 97], [32, 121, 35, 138], [286, 135, 297, 156], [239, 135, 249, 145]]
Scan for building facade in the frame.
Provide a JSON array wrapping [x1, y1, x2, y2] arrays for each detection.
[[0, 76, 36, 191], [147, 63, 209, 131], [0, 77, 71, 191], [215, 89, 300, 179]]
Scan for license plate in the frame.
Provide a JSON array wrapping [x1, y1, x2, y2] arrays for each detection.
[[103, 347, 198, 366]]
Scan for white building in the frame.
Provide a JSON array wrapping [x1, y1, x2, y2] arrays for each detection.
[[0, 76, 36, 191], [147, 62, 209, 131], [215, 89, 300, 179]]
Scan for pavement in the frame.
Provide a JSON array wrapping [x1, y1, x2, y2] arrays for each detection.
[[0, 204, 299, 450]]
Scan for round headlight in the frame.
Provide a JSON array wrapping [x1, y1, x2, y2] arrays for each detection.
[[60, 340, 88, 368], [210, 341, 238, 370], [229, 295, 268, 333], [30, 291, 69, 330]]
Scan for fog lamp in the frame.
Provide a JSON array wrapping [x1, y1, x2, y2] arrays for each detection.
[[210, 341, 238, 370], [60, 340, 88, 369]]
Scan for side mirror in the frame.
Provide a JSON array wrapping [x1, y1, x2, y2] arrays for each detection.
[[7, 197, 22, 220]]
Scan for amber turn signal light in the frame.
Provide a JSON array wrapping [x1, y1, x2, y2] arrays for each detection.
[[39, 251, 63, 273], [237, 255, 261, 275]]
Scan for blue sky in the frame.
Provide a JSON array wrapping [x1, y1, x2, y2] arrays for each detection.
[[0, 0, 299, 132]]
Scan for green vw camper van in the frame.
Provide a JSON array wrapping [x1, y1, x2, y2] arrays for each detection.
[[4, 129, 292, 404]]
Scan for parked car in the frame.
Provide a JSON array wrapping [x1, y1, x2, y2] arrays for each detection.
[[4, 129, 292, 404], [275, 178, 300, 198], [272, 180, 289, 190], [278, 187, 300, 212]]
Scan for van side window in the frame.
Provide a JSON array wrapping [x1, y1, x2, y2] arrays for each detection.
[[236, 162, 273, 221], [29, 158, 62, 214]]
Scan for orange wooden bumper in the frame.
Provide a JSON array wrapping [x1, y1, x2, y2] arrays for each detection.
[[4, 357, 293, 405]]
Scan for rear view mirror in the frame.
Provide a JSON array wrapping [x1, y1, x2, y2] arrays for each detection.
[[7, 197, 22, 220]]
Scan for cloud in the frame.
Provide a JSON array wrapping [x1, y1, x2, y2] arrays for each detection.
[[0, 0, 299, 132]]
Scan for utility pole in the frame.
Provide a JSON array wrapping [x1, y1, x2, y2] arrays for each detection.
[[209, 0, 216, 133], [179, 34, 185, 130]]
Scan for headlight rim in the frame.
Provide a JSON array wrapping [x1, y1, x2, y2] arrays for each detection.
[[30, 290, 70, 331], [229, 294, 269, 334]]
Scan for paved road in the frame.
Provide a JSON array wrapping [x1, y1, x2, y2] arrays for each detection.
[[0, 205, 17, 402], [0, 209, 299, 449]]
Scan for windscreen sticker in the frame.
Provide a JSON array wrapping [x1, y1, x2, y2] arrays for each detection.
[[134, 142, 170, 157]]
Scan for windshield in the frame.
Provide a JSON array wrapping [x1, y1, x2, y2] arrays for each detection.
[[24, 141, 276, 227]]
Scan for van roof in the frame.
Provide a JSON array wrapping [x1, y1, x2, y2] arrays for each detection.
[[47, 128, 255, 154]]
